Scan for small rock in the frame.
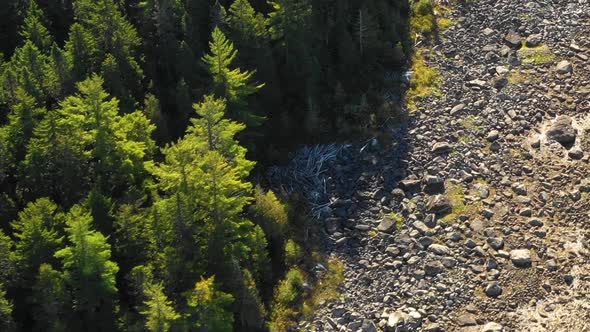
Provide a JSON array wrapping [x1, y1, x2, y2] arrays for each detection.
[[568, 147, 583, 160], [456, 313, 478, 326], [426, 195, 452, 216], [510, 249, 532, 267], [482, 322, 504, 332], [429, 244, 451, 256], [378, 217, 399, 234], [485, 282, 503, 297], [361, 319, 378, 332], [556, 60, 573, 74], [525, 34, 542, 47], [511, 183, 527, 196], [486, 130, 499, 142], [432, 142, 453, 154], [450, 103, 466, 115], [547, 115, 577, 145], [424, 260, 445, 276], [504, 31, 523, 49]]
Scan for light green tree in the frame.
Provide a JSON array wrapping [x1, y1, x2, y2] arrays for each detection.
[[54, 205, 119, 331], [203, 28, 264, 125], [141, 282, 180, 332]]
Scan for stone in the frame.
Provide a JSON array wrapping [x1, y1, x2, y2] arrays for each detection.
[[423, 322, 441, 332], [424, 260, 445, 276], [432, 142, 452, 154], [510, 249, 532, 267], [361, 319, 378, 332], [456, 313, 478, 326], [450, 103, 466, 115], [378, 216, 398, 233], [568, 147, 583, 159], [525, 34, 542, 47], [556, 60, 573, 74], [426, 195, 452, 215], [547, 116, 577, 145], [485, 282, 503, 297], [429, 244, 451, 256], [482, 27, 495, 36], [400, 179, 421, 192], [482, 322, 504, 332], [487, 237, 504, 250], [504, 31, 522, 49], [486, 130, 499, 142], [511, 183, 527, 196], [423, 175, 445, 194], [387, 311, 409, 331]]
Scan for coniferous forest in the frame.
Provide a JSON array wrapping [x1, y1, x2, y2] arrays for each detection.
[[0, 0, 412, 330]]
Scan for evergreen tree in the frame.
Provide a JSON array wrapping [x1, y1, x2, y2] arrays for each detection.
[[20, 1, 53, 50], [64, 23, 97, 83], [54, 205, 119, 331], [71, 0, 144, 110], [186, 276, 233, 332], [11, 198, 63, 286], [203, 28, 264, 126], [141, 282, 180, 332], [30, 264, 68, 332], [0, 283, 13, 331]]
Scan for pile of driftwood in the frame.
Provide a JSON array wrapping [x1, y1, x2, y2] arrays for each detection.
[[267, 144, 349, 219]]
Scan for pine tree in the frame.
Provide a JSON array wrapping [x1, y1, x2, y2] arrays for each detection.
[[11, 198, 63, 286], [228, 0, 268, 46], [54, 205, 119, 331], [203, 28, 264, 126], [70, 0, 144, 110], [20, 1, 53, 50], [0, 283, 13, 331], [141, 282, 180, 332], [186, 276, 233, 332], [30, 264, 68, 332], [64, 23, 97, 83]]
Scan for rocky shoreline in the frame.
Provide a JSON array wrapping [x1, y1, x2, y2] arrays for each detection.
[[305, 0, 590, 331]]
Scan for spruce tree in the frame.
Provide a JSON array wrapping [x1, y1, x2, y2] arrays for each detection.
[[203, 28, 264, 126], [54, 205, 119, 331], [141, 282, 180, 332]]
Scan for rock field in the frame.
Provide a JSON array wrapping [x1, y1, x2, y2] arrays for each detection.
[[305, 0, 590, 331]]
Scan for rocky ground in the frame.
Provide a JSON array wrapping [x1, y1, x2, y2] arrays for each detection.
[[302, 0, 590, 331]]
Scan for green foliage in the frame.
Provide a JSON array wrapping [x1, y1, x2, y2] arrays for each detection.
[[0, 283, 13, 331], [251, 186, 288, 240], [141, 282, 180, 332], [203, 28, 264, 126], [302, 258, 344, 317], [284, 239, 303, 267], [517, 44, 556, 64], [228, 0, 269, 45], [0, 230, 14, 286], [55, 205, 119, 330], [11, 198, 63, 285], [269, 267, 305, 332], [406, 51, 442, 111], [186, 276, 234, 332], [31, 264, 68, 331], [20, 1, 53, 50]]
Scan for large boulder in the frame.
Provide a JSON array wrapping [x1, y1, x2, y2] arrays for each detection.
[[546, 116, 577, 146]]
